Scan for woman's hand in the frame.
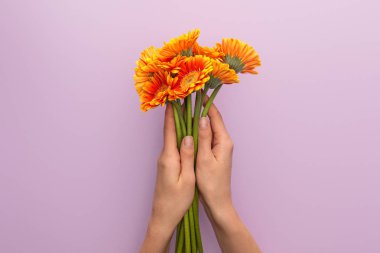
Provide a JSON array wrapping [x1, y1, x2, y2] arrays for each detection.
[[196, 102, 234, 219], [140, 104, 195, 253], [196, 102, 261, 253]]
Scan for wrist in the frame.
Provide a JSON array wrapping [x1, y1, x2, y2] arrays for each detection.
[[203, 198, 236, 226], [146, 216, 174, 242], [141, 217, 173, 253], [211, 202, 237, 224], [208, 204, 247, 239]]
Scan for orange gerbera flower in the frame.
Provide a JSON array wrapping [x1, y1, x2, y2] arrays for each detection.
[[156, 55, 186, 75], [158, 29, 200, 62], [139, 71, 176, 112], [134, 46, 160, 95], [193, 42, 224, 60], [207, 59, 239, 88], [215, 38, 261, 74], [168, 55, 212, 100]]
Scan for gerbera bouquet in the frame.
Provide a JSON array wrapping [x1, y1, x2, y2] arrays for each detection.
[[134, 29, 260, 252]]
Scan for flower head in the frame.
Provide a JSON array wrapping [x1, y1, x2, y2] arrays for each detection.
[[193, 42, 224, 60], [134, 46, 160, 95], [156, 55, 187, 75], [168, 55, 213, 100], [158, 29, 200, 62], [139, 71, 176, 112], [215, 38, 261, 74], [207, 59, 239, 88]]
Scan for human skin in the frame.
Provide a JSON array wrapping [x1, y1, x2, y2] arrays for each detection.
[[196, 102, 261, 253], [140, 103, 261, 253], [140, 104, 196, 253]]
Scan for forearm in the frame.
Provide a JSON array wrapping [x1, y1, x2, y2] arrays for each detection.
[[140, 218, 174, 253], [206, 203, 261, 253]]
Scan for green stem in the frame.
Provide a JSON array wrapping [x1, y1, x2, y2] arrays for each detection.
[[183, 106, 187, 126], [172, 102, 183, 148], [185, 95, 192, 136], [176, 221, 184, 253], [192, 91, 202, 158], [201, 85, 222, 117], [184, 212, 191, 253], [173, 101, 186, 137], [176, 220, 182, 251], [185, 94, 197, 252], [188, 206, 196, 253], [192, 90, 205, 252], [172, 101, 187, 252], [202, 85, 210, 101], [193, 188, 203, 252], [174, 92, 206, 252]]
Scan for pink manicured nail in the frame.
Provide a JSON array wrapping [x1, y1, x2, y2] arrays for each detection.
[[199, 117, 208, 129], [184, 136, 193, 147]]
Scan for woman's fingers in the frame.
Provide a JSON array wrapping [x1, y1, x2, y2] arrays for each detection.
[[202, 98, 233, 158], [207, 103, 231, 145], [180, 136, 195, 182], [197, 117, 215, 161], [163, 104, 179, 154]]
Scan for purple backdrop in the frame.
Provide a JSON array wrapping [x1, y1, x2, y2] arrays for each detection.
[[1, 0, 379, 252]]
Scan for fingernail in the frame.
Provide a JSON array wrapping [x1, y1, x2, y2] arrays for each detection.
[[184, 136, 193, 147], [199, 117, 208, 129]]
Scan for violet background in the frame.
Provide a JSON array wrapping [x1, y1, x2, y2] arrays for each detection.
[[1, 0, 380, 252]]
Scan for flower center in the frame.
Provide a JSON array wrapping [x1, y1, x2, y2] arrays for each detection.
[[155, 84, 168, 96], [181, 48, 193, 57], [181, 71, 200, 89]]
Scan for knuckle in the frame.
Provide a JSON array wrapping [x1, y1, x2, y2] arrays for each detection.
[[181, 147, 194, 157], [157, 154, 175, 167], [183, 173, 195, 185], [199, 131, 211, 141], [199, 127, 209, 136], [157, 157, 167, 168], [225, 137, 234, 149], [197, 154, 213, 165]]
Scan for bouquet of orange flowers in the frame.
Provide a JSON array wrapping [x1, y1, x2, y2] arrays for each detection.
[[134, 29, 260, 252]]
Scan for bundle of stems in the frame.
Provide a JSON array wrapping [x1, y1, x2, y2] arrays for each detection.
[[171, 85, 222, 253]]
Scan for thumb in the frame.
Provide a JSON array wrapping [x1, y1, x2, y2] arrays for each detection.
[[180, 136, 195, 180]]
